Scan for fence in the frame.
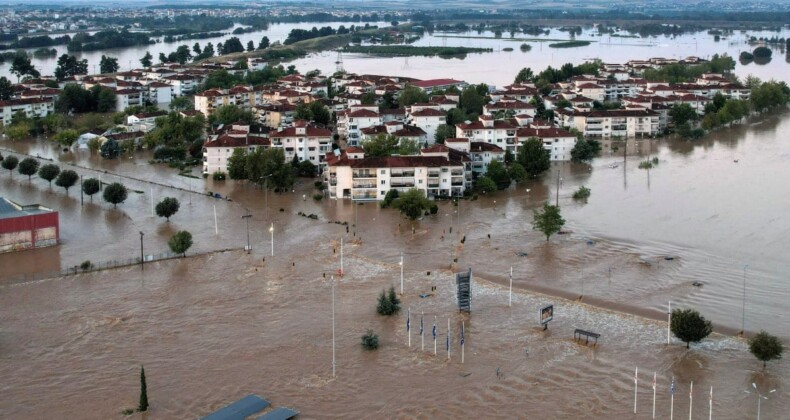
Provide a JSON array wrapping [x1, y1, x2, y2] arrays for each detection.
[[0, 248, 241, 286]]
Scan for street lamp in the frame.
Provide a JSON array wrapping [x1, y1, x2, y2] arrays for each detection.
[[139, 231, 144, 270], [399, 251, 404, 294], [241, 213, 252, 253], [259, 173, 273, 220], [741, 264, 748, 335], [269, 222, 274, 257], [745, 383, 776, 420]]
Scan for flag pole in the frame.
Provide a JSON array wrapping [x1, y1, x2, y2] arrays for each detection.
[[634, 367, 638, 414], [708, 386, 712, 420], [689, 381, 693, 420], [407, 307, 411, 348], [420, 312, 424, 351], [331, 275, 335, 377], [652, 372, 657, 419], [461, 321, 465, 364], [447, 318, 450, 360], [509, 266, 513, 307], [340, 237, 343, 276], [671, 377, 675, 420], [213, 205, 218, 235], [667, 300, 672, 344], [433, 316, 437, 356]]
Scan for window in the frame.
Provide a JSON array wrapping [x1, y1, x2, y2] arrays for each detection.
[[381, 180, 385, 185], [419, 180, 423, 184], [381, 169, 386, 174]]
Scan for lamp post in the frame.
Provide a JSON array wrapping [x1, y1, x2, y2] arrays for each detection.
[[241, 213, 252, 253], [399, 251, 404, 294], [139, 231, 144, 270], [269, 222, 274, 257], [745, 383, 776, 420], [260, 173, 273, 220], [741, 264, 748, 335], [331, 274, 336, 377]]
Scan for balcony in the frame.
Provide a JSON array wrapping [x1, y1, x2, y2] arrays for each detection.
[[391, 171, 415, 177], [450, 170, 463, 176], [428, 172, 440, 178], [352, 192, 378, 200], [428, 182, 440, 188], [352, 171, 376, 179]]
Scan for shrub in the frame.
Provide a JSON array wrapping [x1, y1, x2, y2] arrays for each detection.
[[572, 186, 591, 200], [313, 193, 323, 201], [314, 181, 325, 190], [381, 189, 399, 208], [430, 203, 438, 214], [80, 260, 93, 271], [361, 330, 379, 350], [212, 171, 226, 181]]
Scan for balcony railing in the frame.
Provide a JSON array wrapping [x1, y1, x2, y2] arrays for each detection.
[[352, 171, 376, 179], [450, 170, 463, 176], [391, 171, 415, 177], [428, 172, 440, 178], [391, 182, 415, 188]]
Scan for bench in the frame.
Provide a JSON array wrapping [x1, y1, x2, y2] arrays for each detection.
[[574, 328, 600, 346]]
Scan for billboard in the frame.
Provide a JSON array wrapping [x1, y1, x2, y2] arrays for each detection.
[[540, 304, 554, 325]]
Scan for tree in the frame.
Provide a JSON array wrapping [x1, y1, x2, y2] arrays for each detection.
[[55, 169, 79, 194], [5, 123, 31, 141], [570, 139, 601, 163], [434, 124, 455, 144], [475, 176, 497, 194], [82, 177, 100, 200], [192, 42, 202, 56], [671, 308, 713, 348], [297, 160, 316, 177], [245, 148, 294, 192], [669, 103, 698, 127], [459, 86, 486, 116], [169, 96, 193, 111], [381, 189, 399, 208], [102, 182, 128, 208], [208, 104, 254, 126], [10, 53, 39, 81], [53, 129, 79, 148], [748, 330, 783, 369], [246, 40, 255, 52], [155, 197, 180, 221], [362, 134, 400, 157], [258, 36, 270, 50], [398, 85, 429, 107], [532, 203, 565, 241], [227, 148, 248, 180], [376, 285, 401, 315], [0, 76, 13, 100], [18, 157, 40, 182], [95, 87, 117, 112], [2, 155, 19, 177], [508, 162, 528, 183], [138, 365, 148, 412], [54, 54, 88, 81], [140, 52, 153, 68], [445, 108, 466, 126], [486, 160, 511, 190], [100, 138, 122, 159], [517, 138, 551, 177], [222, 37, 245, 54], [752, 46, 772, 59], [38, 163, 60, 187], [168, 230, 193, 257], [392, 188, 432, 220], [504, 149, 515, 165], [514, 67, 534, 84], [99, 55, 119, 74]]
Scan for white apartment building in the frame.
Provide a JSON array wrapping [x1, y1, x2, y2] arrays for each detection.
[[337, 107, 381, 146], [455, 116, 518, 151], [516, 127, 578, 161], [406, 108, 445, 144], [445, 138, 505, 175], [269, 120, 332, 166], [326, 147, 470, 200], [0, 97, 55, 126], [559, 109, 661, 138], [202, 133, 271, 175]]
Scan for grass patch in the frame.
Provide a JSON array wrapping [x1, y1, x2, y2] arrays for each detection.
[[437, 35, 569, 42], [549, 40, 592, 48]]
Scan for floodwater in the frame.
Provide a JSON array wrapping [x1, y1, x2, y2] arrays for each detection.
[[0, 21, 388, 80], [292, 27, 790, 87], [2, 25, 790, 418]]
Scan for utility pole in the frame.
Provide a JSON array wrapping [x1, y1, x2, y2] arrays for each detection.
[[555, 170, 560, 206], [80, 175, 84, 206], [241, 213, 252, 253], [139, 231, 144, 270]]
